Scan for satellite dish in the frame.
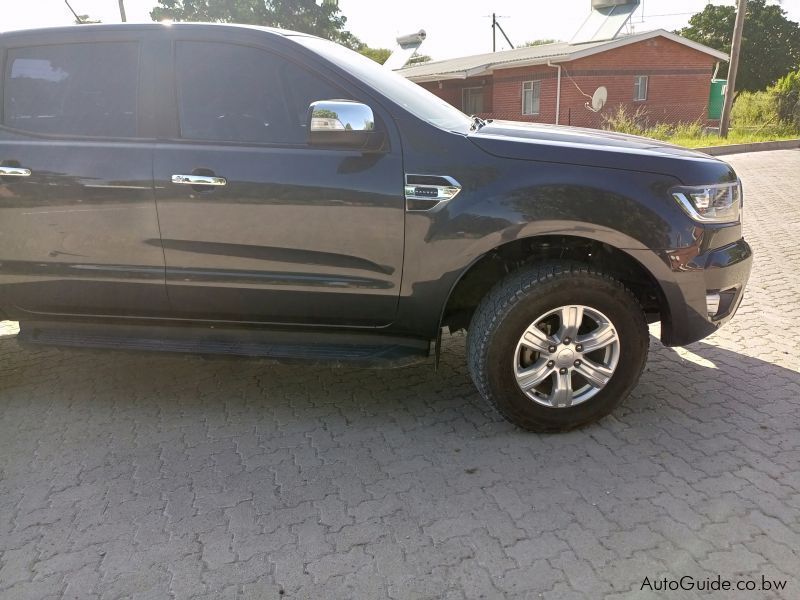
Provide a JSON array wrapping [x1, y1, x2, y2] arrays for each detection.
[[591, 87, 608, 112]]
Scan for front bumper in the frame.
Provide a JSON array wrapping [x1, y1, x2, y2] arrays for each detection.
[[658, 238, 752, 346]]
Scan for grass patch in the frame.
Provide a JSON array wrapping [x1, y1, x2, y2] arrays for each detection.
[[668, 127, 800, 149], [601, 104, 799, 149]]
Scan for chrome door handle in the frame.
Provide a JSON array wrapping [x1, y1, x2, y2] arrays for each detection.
[[0, 166, 32, 177], [172, 174, 227, 186]]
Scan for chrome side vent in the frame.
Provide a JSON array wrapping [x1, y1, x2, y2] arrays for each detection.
[[405, 174, 461, 211]]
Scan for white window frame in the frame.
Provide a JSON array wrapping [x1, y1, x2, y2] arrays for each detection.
[[634, 75, 648, 101], [462, 86, 484, 114], [522, 80, 541, 115]]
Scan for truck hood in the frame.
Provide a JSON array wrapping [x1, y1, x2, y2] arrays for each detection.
[[468, 120, 736, 184]]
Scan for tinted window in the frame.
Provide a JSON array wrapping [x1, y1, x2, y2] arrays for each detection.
[[175, 42, 347, 144], [3, 43, 139, 137]]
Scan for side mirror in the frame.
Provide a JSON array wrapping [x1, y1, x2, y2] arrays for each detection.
[[307, 100, 384, 151]]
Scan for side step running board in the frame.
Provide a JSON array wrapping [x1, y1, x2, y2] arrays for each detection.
[[17, 321, 431, 368]]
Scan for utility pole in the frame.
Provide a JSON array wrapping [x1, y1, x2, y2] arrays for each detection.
[[487, 13, 514, 52], [118, 0, 127, 22], [720, 0, 746, 138], [492, 12, 496, 52]]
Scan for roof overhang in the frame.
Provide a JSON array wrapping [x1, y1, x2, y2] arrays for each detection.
[[565, 29, 729, 63], [401, 29, 729, 83], [410, 65, 493, 83]]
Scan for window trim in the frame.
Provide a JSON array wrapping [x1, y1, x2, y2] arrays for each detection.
[[521, 80, 542, 116], [461, 86, 484, 115], [634, 75, 648, 102], [0, 40, 144, 141]]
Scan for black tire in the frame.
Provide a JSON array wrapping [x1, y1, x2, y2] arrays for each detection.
[[467, 262, 649, 432]]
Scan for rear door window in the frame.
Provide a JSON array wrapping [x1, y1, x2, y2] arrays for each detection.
[[174, 41, 347, 145], [3, 42, 139, 138]]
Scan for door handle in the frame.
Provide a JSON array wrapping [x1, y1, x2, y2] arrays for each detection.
[[0, 166, 31, 177], [172, 174, 227, 186]]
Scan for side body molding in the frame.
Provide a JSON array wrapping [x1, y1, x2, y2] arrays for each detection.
[[405, 174, 461, 211]]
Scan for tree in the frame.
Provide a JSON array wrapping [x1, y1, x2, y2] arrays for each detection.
[[678, 0, 800, 92], [75, 14, 102, 24], [771, 69, 800, 128], [405, 54, 431, 65], [524, 39, 559, 47], [359, 47, 391, 64], [151, 0, 362, 49]]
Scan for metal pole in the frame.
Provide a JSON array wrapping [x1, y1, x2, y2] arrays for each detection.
[[64, 0, 83, 23], [118, 0, 127, 22], [720, 0, 746, 138], [492, 13, 496, 52], [495, 21, 514, 49]]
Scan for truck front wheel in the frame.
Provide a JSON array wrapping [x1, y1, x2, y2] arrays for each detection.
[[467, 262, 649, 432]]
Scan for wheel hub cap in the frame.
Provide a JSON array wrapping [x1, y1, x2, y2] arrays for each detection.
[[513, 305, 621, 408], [555, 348, 576, 368]]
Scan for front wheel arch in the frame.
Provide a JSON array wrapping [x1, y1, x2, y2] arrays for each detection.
[[439, 234, 670, 336]]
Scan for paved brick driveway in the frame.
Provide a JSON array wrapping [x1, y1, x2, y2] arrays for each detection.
[[1, 150, 799, 599]]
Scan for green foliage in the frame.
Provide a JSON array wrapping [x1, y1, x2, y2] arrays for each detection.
[[728, 71, 800, 130], [405, 54, 432, 65], [600, 105, 651, 135], [358, 47, 391, 64], [771, 70, 800, 128], [730, 90, 778, 127], [356, 48, 430, 67], [75, 14, 102, 24], [601, 103, 797, 148], [151, 0, 361, 48], [524, 39, 559, 47], [312, 108, 338, 119], [678, 0, 800, 92]]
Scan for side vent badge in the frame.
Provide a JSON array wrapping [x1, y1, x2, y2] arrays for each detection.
[[405, 174, 461, 211]]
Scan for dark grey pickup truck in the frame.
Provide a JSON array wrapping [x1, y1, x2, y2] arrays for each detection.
[[0, 23, 751, 431]]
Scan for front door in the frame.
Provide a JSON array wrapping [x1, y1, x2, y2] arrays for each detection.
[[0, 37, 168, 318], [153, 40, 404, 327]]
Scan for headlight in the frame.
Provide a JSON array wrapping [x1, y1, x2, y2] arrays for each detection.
[[672, 181, 742, 223]]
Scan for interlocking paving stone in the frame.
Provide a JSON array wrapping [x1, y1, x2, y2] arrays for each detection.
[[1, 149, 798, 598]]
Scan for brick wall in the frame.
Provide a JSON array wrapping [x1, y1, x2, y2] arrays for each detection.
[[417, 36, 720, 129], [420, 76, 494, 115]]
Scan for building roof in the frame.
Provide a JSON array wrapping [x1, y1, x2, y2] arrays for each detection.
[[397, 29, 729, 83]]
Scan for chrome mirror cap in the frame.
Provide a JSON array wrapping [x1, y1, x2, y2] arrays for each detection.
[[309, 100, 375, 133]]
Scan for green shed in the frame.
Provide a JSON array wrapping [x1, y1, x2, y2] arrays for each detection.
[[708, 79, 727, 120]]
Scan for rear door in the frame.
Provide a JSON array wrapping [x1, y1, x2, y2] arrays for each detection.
[[152, 35, 405, 327], [0, 32, 167, 317]]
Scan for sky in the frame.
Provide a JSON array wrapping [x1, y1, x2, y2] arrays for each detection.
[[1, 0, 799, 61]]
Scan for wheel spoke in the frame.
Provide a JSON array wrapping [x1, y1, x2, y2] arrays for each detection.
[[558, 305, 584, 341], [551, 370, 573, 407], [520, 324, 553, 353], [512, 304, 621, 410], [575, 358, 614, 389], [577, 323, 618, 353], [515, 360, 553, 391]]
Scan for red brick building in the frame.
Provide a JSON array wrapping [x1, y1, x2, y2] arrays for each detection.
[[397, 30, 728, 129]]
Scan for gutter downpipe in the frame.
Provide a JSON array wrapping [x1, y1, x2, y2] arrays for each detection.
[[547, 61, 562, 125]]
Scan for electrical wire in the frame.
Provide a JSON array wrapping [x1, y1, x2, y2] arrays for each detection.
[[561, 65, 606, 113]]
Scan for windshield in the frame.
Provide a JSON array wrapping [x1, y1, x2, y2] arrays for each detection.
[[292, 35, 472, 133]]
